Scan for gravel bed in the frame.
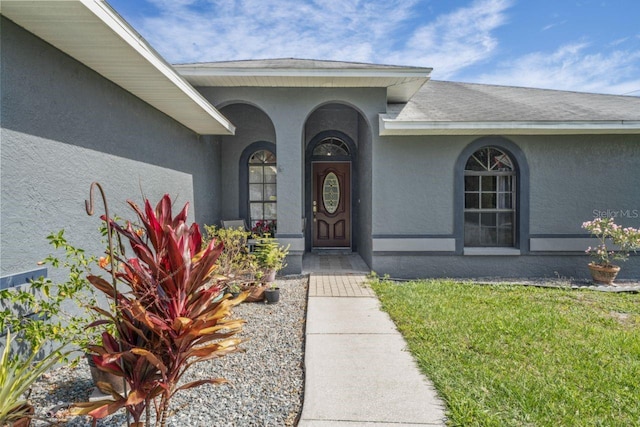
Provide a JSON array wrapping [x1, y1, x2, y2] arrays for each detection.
[[29, 275, 309, 426]]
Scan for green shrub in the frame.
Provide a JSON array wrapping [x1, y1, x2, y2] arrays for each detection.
[[0, 230, 108, 362], [203, 225, 257, 280]]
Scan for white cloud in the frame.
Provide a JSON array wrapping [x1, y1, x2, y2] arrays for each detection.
[[114, 0, 640, 95], [541, 20, 566, 31], [386, 0, 512, 76], [471, 42, 640, 95], [125, 0, 511, 73], [134, 0, 420, 64]]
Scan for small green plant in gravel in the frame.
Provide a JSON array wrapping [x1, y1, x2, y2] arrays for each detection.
[[370, 278, 640, 426], [0, 331, 66, 425], [0, 230, 105, 362]]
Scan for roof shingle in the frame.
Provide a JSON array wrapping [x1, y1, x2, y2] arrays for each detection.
[[389, 80, 640, 122]]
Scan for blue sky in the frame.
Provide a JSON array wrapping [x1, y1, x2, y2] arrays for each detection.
[[107, 0, 640, 95]]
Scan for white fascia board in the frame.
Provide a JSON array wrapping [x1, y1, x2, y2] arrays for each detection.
[[82, 0, 234, 135], [177, 66, 430, 80], [379, 116, 640, 136]]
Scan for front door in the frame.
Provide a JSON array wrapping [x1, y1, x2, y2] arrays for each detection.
[[312, 162, 351, 247]]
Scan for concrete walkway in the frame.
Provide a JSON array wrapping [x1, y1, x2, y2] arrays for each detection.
[[299, 254, 447, 426]]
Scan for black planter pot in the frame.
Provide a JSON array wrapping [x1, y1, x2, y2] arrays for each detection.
[[265, 288, 280, 304]]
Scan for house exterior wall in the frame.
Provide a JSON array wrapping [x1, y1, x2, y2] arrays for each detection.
[[0, 18, 222, 281], [196, 86, 385, 273], [217, 104, 276, 222], [371, 133, 640, 279], [358, 114, 374, 267], [304, 105, 360, 144]]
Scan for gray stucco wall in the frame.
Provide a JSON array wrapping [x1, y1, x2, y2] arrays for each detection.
[[196, 86, 385, 273], [305, 104, 360, 145], [217, 103, 276, 222], [371, 133, 640, 279], [371, 254, 640, 280], [522, 134, 640, 233], [372, 134, 640, 236], [357, 114, 373, 267], [0, 18, 221, 280], [373, 135, 462, 235]]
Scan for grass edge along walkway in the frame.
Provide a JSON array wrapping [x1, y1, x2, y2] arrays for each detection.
[[370, 279, 640, 427]]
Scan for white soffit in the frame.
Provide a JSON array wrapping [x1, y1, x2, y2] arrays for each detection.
[[176, 64, 431, 103], [1, 0, 234, 135], [379, 116, 640, 136]]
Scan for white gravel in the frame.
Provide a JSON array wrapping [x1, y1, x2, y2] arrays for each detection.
[[29, 275, 308, 427]]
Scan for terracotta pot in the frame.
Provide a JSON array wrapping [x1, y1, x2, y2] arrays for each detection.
[[86, 354, 126, 394], [588, 263, 620, 285], [241, 283, 266, 302], [263, 269, 277, 283]]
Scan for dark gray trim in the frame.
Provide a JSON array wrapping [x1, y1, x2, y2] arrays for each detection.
[[373, 251, 456, 256], [0, 268, 47, 290], [528, 251, 592, 256], [373, 251, 600, 257], [239, 141, 277, 224], [529, 233, 592, 238], [372, 234, 456, 239], [529, 251, 637, 256], [454, 137, 530, 254], [305, 130, 359, 252], [277, 233, 304, 238]]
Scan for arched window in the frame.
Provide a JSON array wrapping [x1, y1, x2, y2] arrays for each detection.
[[464, 147, 516, 247], [248, 149, 277, 228], [313, 137, 350, 157]]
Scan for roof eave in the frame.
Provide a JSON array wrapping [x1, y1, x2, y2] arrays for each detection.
[[176, 66, 432, 103], [379, 117, 640, 136], [1, 0, 235, 135]]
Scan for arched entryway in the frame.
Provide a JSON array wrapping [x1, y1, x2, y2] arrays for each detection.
[[305, 130, 358, 251]]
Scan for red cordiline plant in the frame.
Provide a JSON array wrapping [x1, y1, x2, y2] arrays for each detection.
[[72, 195, 246, 427]]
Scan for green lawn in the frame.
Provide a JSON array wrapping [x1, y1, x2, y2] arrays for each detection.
[[370, 279, 640, 427]]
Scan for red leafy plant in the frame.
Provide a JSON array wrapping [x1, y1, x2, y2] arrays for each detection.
[[72, 195, 246, 427]]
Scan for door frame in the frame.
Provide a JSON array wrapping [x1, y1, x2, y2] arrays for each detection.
[[305, 130, 358, 252], [312, 161, 352, 248]]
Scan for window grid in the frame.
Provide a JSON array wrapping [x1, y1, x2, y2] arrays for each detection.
[[464, 148, 516, 247], [313, 137, 350, 157], [248, 150, 276, 228]]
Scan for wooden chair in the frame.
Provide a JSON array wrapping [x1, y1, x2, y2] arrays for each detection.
[[221, 219, 248, 230]]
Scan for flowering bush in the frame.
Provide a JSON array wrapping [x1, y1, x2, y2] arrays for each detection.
[[251, 220, 276, 237], [582, 218, 640, 267]]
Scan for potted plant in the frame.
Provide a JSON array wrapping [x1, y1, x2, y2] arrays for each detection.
[[582, 217, 640, 284], [264, 283, 280, 304], [0, 332, 65, 427], [253, 237, 289, 283], [250, 220, 277, 238]]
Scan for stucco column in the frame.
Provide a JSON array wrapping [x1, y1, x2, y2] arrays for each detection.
[[272, 111, 305, 273]]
